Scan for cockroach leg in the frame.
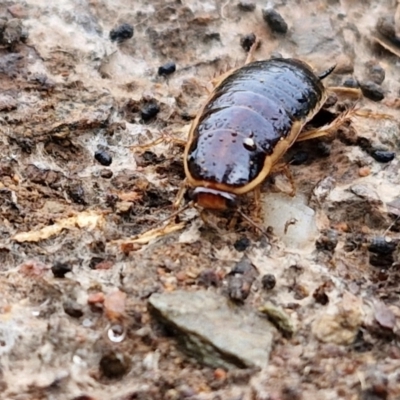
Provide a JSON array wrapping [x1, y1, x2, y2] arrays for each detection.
[[318, 65, 336, 80], [159, 131, 187, 146], [227, 213, 238, 230], [173, 179, 188, 209], [246, 186, 263, 228], [130, 136, 165, 152], [199, 209, 223, 231], [245, 38, 260, 65], [297, 106, 353, 142], [253, 185, 262, 214], [296, 125, 335, 142], [237, 209, 270, 238], [282, 166, 296, 197], [191, 77, 214, 94], [270, 163, 296, 196], [131, 131, 186, 152], [167, 137, 187, 147], [353, 109, 394, 120], [128, 201, 193, 243], [327, 86, 362, 99], [211, 68, 236, 87]]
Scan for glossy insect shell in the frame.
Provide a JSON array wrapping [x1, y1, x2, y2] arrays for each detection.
[[184, 58, 328, 210]]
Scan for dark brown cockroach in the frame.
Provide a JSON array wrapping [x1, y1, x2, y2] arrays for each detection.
[[182, 58, 336, 211]]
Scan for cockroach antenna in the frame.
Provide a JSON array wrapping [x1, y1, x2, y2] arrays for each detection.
[[151, 201, 194, 229], [318, 64, 336, 80], [237, 209, 270, 238]]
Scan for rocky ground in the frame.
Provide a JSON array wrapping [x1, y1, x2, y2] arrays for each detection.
[[1, 0, 400, 399]]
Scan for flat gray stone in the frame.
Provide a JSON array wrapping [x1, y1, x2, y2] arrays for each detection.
[[148, 290, 275, 370]]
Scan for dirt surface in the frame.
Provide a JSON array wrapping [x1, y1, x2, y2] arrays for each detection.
[[1, 0, 400, 399]]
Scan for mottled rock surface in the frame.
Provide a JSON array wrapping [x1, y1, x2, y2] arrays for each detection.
[[1, 0, 400, 399], [149, 290, 275, 369]]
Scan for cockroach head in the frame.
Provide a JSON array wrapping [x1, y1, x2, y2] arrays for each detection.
[[190, 187, 237, 210]]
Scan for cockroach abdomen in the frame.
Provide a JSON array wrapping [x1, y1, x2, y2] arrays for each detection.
[[184, 58, 327, 205]]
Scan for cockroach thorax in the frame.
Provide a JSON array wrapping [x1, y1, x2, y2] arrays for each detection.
[[191, 187, 237, 210]]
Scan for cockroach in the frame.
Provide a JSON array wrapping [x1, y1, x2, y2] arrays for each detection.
[[131, 46, 356, 240], [179, 57, 337, 213]]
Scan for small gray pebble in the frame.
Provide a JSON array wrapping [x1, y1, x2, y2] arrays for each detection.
[[262, 8, 288, 34], [359, 81, 384, 102], [238, 1, 256, 12]]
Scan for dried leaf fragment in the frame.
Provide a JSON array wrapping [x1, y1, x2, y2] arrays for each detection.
[[13, 211, 105, 242], [259, 302, 295, 337], [114, 222, 186, 247], [117, 191, 142, 202]]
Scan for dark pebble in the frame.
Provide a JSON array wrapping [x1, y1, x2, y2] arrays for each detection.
[[356, 136, 372, 151], [240, 33, 256, 52], [376, 16, 395, 37], [365, 62, 385, 85], [376, 16, 400, 45], [100, 352, 131, 379], [181, 112, 194, 121], [313, 286, 329, 305], [67, 184, 86, 204], [290, 151, 308, 165], [100, 169, 113, 179], [352, 330, 373, 352], [227, 257, 257, 302], [316, 229, 338, 252], [369, 253, 394, 269], [203, 32, 221, 42], [261, 274, 276, 290], [228, 275, 253, 302], [158, 61, 176, 76], [109, 23, 134, 43], [343, 77, 359, 88], [197, 269, 221, 287], [63, 300, 84, 318], [262, 8, 288, 34], [141, 103, 160, 121], [95, 150, 112, 166], [89, 257, 105, 269], [368, 237, 397, 255], [233, 237, 251, 251], [371, 150, 395, 163], [230, 257, 254, 275], [105, 193, 118, 208], [51, 262, 72, 278], [237, 1, 256, 12], [142, 150, 165, 165], [359, 81, 385, 102], [360, 374, 389, 400]]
